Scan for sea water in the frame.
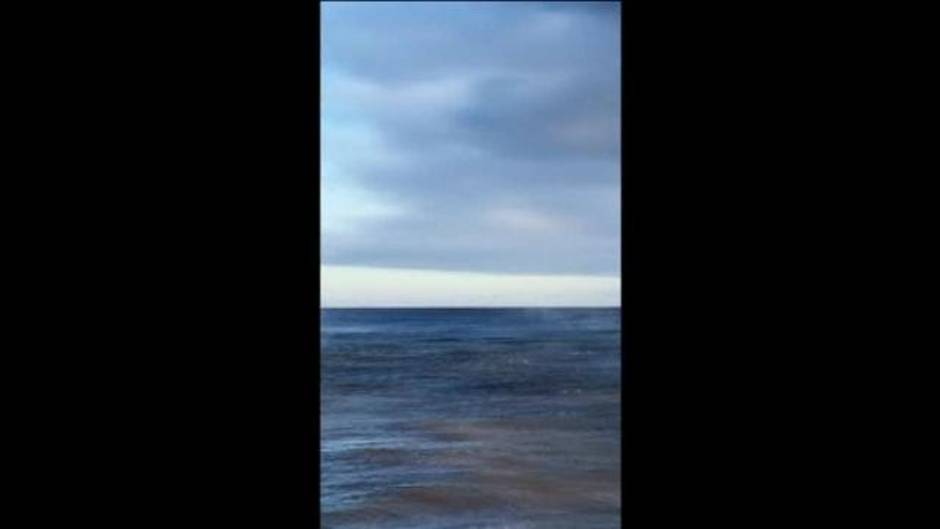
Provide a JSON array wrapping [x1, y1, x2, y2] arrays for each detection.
[[321, 308, 621, 529]]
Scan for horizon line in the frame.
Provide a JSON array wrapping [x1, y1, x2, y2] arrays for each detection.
[[321, 305, 621, 310]]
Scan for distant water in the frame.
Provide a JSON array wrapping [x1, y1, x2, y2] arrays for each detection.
[[321, 308, 621, 529]]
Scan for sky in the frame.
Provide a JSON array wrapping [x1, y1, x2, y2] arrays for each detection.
[[322, 1, 621, 307]]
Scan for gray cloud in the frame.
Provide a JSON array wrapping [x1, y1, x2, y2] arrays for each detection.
[[323, 1, 621, 276]]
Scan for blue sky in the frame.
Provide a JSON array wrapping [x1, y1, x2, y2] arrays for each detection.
[[322, 1, 621, 307]]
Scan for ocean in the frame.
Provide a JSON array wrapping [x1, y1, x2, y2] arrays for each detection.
[[321, 308, 621, 529]]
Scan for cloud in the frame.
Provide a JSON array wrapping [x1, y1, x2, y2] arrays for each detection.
[[322, 1, 621, 277]]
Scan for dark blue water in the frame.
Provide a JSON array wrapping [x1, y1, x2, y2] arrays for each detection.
[[321, 308, 621, 529]]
